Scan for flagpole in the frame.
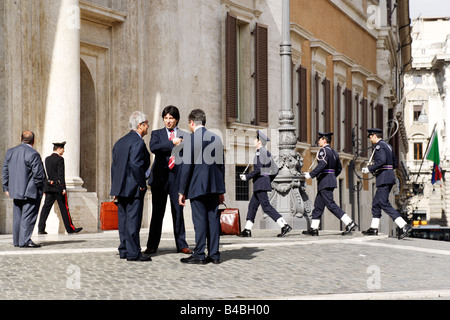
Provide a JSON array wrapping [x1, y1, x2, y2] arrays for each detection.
[[414, 122, 437, 184]]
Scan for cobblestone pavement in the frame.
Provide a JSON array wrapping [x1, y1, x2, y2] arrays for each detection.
[[1, 228, 450, 302]]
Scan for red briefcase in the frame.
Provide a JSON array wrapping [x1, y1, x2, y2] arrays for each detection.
[[219, 203, 241, 236], [100, 201, 119, 230]]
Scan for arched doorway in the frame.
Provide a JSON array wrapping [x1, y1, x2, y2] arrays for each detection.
[[80, 59, 97, 193]]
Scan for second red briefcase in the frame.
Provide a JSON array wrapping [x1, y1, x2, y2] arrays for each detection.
[[219, 203, 241, 236]]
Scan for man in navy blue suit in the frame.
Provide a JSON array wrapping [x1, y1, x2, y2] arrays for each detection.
[[144, 106, 192, 255], [178, 109, 226, 264], [362, 128, 412, 239], [111, 111, 151, 261], [2, 131, 45, 248]]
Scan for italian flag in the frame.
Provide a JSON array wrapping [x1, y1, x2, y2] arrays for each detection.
[[426, 127, 442, 185]]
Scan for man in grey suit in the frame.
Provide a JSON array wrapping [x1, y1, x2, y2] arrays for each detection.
[[2, 131, 46, 247]]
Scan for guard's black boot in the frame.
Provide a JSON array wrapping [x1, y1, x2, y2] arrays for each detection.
[[398, 224, 412, 240], [302, 228, 319, 236], [342, 222, 357, 235], [362, 227, 378, 236], [277, 224, 292, 237], [239, 229, 252, 237]]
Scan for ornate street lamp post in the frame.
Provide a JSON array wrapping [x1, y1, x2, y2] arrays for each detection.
[[268, 0, 312, 227]]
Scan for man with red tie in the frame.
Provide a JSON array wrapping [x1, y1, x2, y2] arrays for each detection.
[[144, 106, 192, 255]]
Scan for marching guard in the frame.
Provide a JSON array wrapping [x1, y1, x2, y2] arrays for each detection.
[[240, 130, 292, 238], [304, 132, 357, 236], [362, 128, 412, 239]]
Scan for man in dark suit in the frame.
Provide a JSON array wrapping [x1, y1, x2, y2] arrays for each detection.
[[111, 111, 151, 261], [38, 141, 82, 234], [2, 131, 45, 248], [239, 130, 292, 238], [178, 109, 225, 264], [144, 106, 192, 255], [303, 132, 357, 236], [362, 128, 412, 239]]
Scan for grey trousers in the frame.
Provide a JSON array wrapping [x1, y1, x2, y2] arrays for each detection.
[[13, 198, 41, 247]]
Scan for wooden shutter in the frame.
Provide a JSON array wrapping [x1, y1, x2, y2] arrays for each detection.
[[361, 98, 368, 156], [376, 103, 384, 131], [336, 84, 342, 151], [297, 66, 308, 143], [226, 12, 238, 123], [255, 23, 268, 126], [314, 72, 320, 135], [344, 88, 353, 154], [323, 78, 331, 134]]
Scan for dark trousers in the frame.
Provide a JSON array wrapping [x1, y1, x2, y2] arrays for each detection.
[[117, 196, 144, 260], [13, 198, 41, 247], [246, 191, 282, 223], [190, 194, 220, 260], [146, 175, 188, 251], [372, 184, 400, 220], [312, 188, 345, 220], [38, 192, 76, 233]]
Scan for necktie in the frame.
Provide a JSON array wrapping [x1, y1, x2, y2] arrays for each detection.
[[168, 130, 175, 169]]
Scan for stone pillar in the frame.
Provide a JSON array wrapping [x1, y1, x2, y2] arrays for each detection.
[[42, 0, 84, 191], [39, 0, 98, 233], [266, 0, 312, 230]]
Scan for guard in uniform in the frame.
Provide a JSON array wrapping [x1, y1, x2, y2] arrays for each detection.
[[240, 130, 292, 238], [362, 128, 412, 239], [304, 132, 357, 236], [38, 142, 83, 234]]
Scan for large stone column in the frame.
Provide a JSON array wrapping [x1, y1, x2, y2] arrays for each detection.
[[43, 0, 84, 190], [266, 0, 312, 229], [39, 0, 98, 234]]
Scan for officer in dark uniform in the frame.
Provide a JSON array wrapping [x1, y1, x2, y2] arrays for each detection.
[[362, 128, 412, 239], [303, 132, 357, 236], [38, 142, 83, 234], [239, 130, 292, 237]]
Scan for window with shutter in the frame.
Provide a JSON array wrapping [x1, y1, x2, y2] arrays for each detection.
[[344, 88, 353, 154], [376, 103, 384, 131], [226, 12, 238, 123], [323, 78, 331, 134], [336, 84, 342, 151], [361, 98, 368, 156], [255, 23, 268, 126], [297, 65, 308, 143]]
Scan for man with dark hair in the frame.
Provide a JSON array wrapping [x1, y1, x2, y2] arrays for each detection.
[[144, 105, 192, 255], [38, 141, 83, 234], [362, 128, 412, 239], [178, 109, 225, 264], [2, 131, 46, 247], [303, 132, 357, 236]]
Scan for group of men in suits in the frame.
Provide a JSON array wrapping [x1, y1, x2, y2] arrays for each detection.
[[110, 108, 225, 263], [303, 129, 412, 240], [2, 131, 82, 248]]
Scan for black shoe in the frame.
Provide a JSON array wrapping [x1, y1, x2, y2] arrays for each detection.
[[180, 255, 208, 264], [239, 229, 252, 237], [205, 256, 220, 264], [68, 227, 83, 234], [398, 224, 412, 240], [20, 241, 41, 248], [127, 254, 152, 262], [302, 229, 319, 236], [362, 228, 378, 236], [342, 222, 358, 235], [38, 231, 47, 235], [277, 224, 292, 237]]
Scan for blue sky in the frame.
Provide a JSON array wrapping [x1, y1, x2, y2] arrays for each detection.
[[409, 0, 450, 19]]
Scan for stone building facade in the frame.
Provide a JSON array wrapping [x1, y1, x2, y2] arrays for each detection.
[[0, 0, 411, 235]]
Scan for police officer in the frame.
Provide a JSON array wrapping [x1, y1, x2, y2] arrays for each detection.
[[362, 128, 412, 239], [304, 132, 357, 236], [240, 130, 292, 238]]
